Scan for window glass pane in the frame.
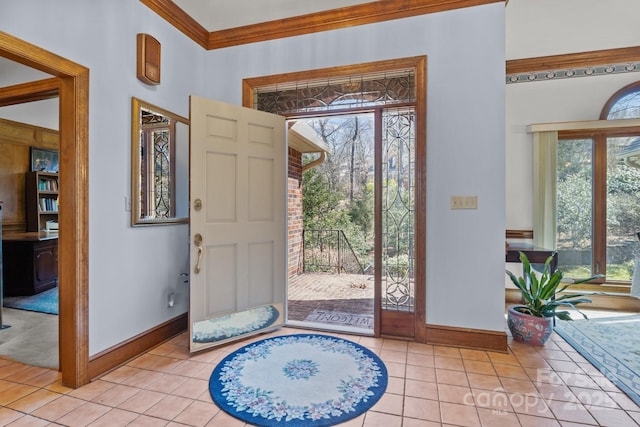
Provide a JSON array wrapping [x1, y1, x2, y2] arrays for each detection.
[[606, 136, 640, 281], [556, 139, 593, 278], [606, 89, 640, 119]]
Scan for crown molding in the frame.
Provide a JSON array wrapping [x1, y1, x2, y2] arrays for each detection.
[[140, 0, 504, 50], [506, 46, 640, 75], [139, 0, 209, 48]]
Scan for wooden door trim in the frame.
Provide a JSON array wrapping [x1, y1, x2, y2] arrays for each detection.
[[0, 31, 90, 388]]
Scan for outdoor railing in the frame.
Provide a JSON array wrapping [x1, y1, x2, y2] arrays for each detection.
[[303, 229, 364, 274]]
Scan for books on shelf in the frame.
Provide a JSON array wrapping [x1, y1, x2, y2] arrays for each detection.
[[38, 178, 59, 192], [39, 197, 59, 212]]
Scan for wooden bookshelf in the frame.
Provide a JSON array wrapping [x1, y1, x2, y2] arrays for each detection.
[[25, 171, 59, 232]]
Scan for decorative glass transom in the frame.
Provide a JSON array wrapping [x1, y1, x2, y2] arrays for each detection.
[[255, 69, 415, 114]]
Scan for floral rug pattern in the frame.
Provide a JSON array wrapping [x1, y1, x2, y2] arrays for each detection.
[[209, 334, 387, 426], [193, 305, 279, 343], [555, 315, 640, 405]]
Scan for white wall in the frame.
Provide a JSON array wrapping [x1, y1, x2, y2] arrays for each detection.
[[506, 0, 640, 59], [1, 1, 507, 352], [206, 3, 507, 332], [0, 0, 206, 354], [505, 0, 640, 231]]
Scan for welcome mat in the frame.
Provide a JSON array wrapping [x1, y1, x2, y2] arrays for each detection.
[[304, 309, 374, 329], [210, 334, 387, 426], [3, 287, 58, 315], [555, 315, 640, 405]]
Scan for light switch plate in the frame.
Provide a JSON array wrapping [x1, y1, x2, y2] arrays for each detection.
[[451, 195, 478, 209]]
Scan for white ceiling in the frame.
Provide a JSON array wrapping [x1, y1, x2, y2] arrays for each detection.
[[172, 0, 374, 31]]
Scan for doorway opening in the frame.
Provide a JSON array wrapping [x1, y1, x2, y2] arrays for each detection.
[[287, 113, 376, 334]]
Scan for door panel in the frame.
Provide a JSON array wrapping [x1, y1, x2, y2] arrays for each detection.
[[189, 96, 286, 352]]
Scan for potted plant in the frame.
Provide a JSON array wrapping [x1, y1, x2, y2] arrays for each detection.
[[506, 251, 600, 346]]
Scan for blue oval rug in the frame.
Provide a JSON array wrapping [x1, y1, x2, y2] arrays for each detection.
[[209, 334, 387, 426]]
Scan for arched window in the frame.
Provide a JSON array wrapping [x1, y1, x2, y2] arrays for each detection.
[[554, 81, 640, 284]]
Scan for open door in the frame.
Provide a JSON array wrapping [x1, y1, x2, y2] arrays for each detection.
[[189, 96, 286, 352]]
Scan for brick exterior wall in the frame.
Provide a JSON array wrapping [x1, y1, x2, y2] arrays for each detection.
[[288, 147, 303, 278]]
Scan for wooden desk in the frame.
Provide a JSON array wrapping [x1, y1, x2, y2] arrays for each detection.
[[506, 243, 558, 273], [2, 231, 58, 296]]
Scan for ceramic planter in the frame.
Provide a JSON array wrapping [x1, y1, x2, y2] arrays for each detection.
[[507, 305, 554, 346]]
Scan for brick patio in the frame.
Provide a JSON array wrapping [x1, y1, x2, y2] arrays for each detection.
[[287, 272, 374, 329]]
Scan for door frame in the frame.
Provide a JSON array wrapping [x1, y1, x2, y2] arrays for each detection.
[[242, 56, 427, 342], [0, 32, 89, 388]]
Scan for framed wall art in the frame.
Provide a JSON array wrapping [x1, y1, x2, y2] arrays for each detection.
[[30, 147, 59, 172]]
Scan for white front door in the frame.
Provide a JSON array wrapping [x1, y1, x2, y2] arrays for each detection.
[[189, 96, 286, 352]]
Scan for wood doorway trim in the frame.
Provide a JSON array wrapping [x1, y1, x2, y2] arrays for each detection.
[[242, 56, 427, 342], [0, 31, 89, 388]]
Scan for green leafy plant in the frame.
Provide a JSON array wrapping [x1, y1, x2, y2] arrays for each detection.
[[506, 251, 602, 321]]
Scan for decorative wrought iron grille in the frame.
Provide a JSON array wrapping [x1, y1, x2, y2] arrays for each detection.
[[255, 70, 415, 114], [381, 108, 416, 311]]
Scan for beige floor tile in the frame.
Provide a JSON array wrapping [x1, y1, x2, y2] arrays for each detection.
[[402, 417, 441, 427], [587, 404, 639, 426], [435, 368, 469, 387], [467, 373, 502, 391], [517, 413, 562, 427], [117, 389, 167, 413], [405, 378, 438, 400], [434, 346, 462, 358], [406, 351, 435, 367], [171, 378, 209, 400], [406, 365, 436, 383], [477, 407, 520, 427], [464, 359, 496, 375], [435, 355, 466, 371], [0, 407, 26, 425], [407, 342, 434, 355], [144, 394, 192, 420], [3, 414, 51, 426], [32, 396, 86, 421], [363, 411, 402, 427], [385, 376, 405, 395], [370, 392, 403, 415], [120, 369, 167, 389], [438, 383, 473, 404], [384, 361, 406, 378], [0, 383, 39, 406], [6, 388, 61, 413], [546, 400, 598, 425], [145, 373, 188, 394], [460, 348, 490, 362], [172, 400, 218, 426], [471, 388, 513, 412], [67, 379, 115, 401], [92, 383, 140, 407], [403, 396, 440, 422], [440, 401, 481, 427], [379, 349, 407, 364], [89, 408, 139, 426], [55, 401, 112, 426]]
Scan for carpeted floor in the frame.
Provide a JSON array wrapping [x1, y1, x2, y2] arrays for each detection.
[[209, 333, 387, 426], [3, 286, 58, 315], [555, 314, 640, 406]]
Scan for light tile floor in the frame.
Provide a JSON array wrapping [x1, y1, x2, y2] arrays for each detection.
[[1, 320, 639, 426]]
